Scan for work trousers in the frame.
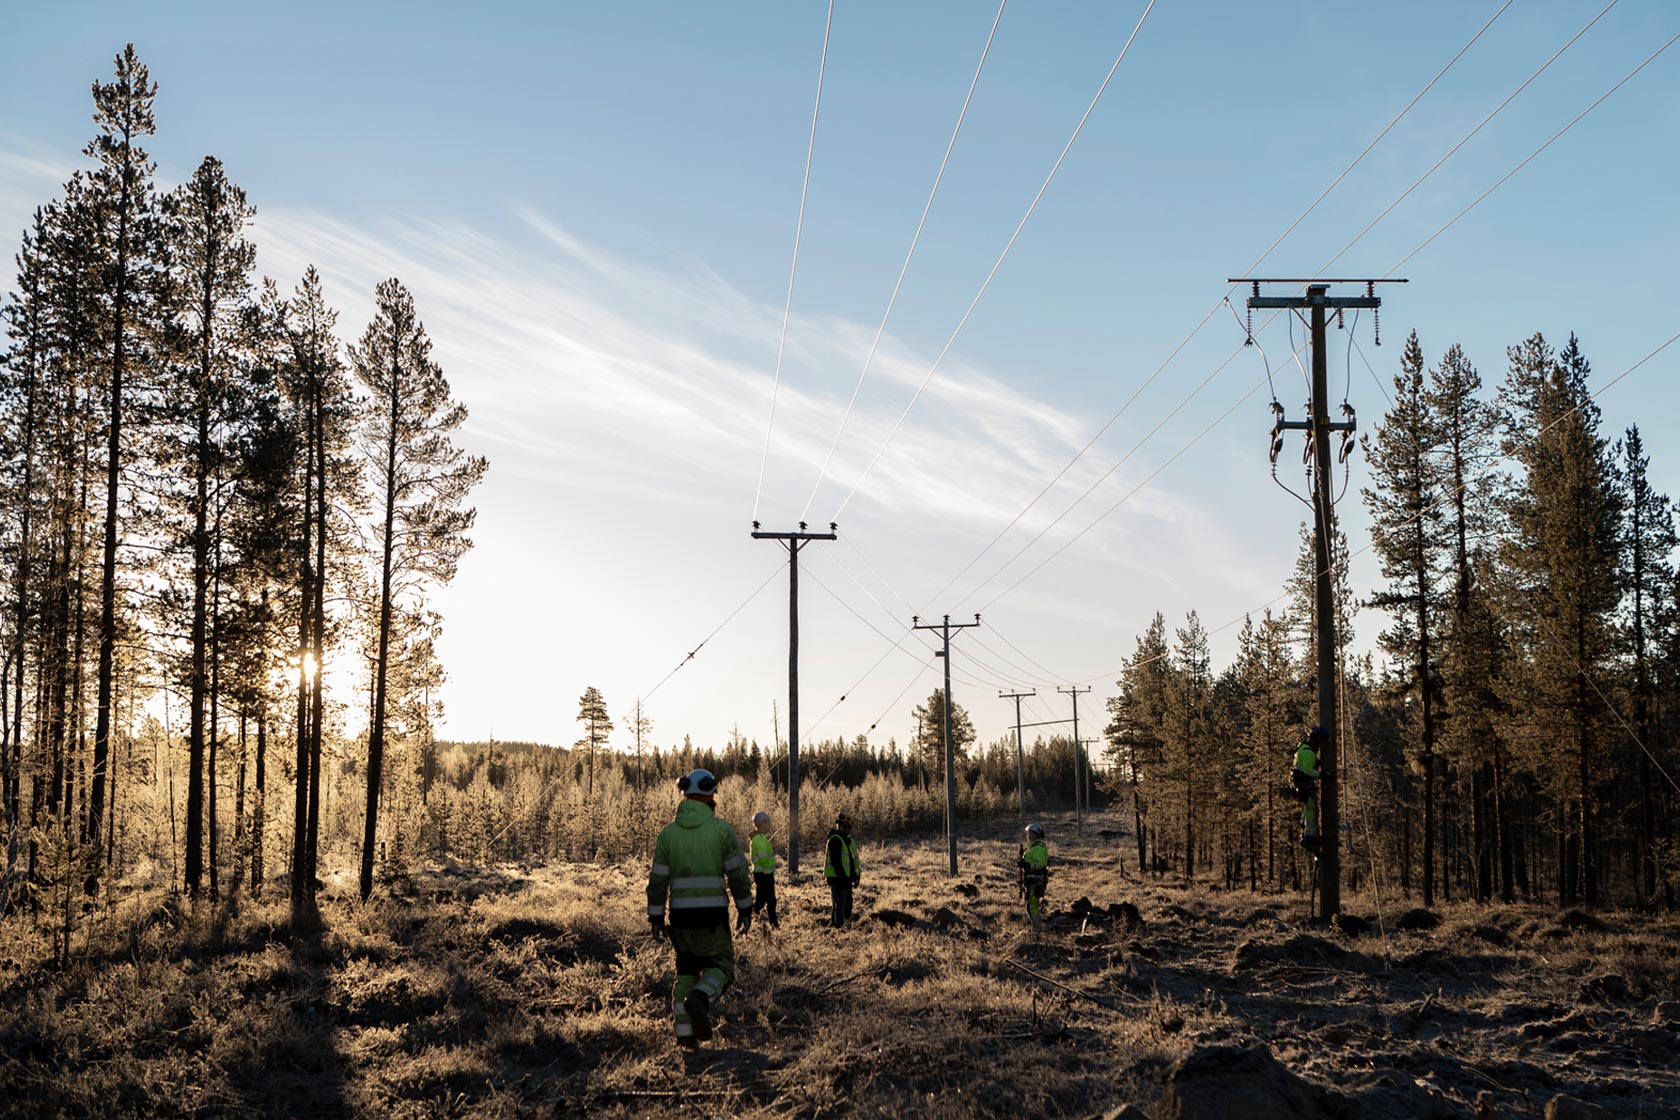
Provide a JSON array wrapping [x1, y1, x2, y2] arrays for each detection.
[[668, 924, 735, 1042], [827, 877, 854, 928], [752, 872, 779, 928], [1024, 875, 1047, 931]]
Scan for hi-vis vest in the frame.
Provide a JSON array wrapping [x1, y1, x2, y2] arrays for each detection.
[[647, 799, 753, 929], [1022, 840, 1049, 875], [824, 831, 858, 879], [750, 832, 777, 874]]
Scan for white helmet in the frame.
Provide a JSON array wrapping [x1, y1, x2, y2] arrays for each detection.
[[753, 811, 771, 826], [677, 769, 718, 796], [1025, 822, 1045, 840]]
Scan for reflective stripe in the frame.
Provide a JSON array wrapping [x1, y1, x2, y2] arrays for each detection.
[[670, 896, 729, 909], [647, 905, 665, 917], [722, 854, 746, 871], [736, 898, 753, 911], [674, 1022, 694, 1037], [650, 863, 671, 876], [670, 875, 726, 890], [694, 977, 723, 998]]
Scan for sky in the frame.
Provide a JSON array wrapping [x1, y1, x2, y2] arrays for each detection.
[[3, 1, 1678, 760]]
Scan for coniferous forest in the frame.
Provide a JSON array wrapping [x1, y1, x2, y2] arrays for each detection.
[[4, 40, 1680, 1120]]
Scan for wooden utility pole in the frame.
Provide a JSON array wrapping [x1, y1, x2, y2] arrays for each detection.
[[999, 689, 1036, 823], [1236, 277, 1402, 923], [1079, 738, 1099, 825], [1057, 686, 1091, 833], [914, 613, 980, 875], [752, 521, 836, 876]]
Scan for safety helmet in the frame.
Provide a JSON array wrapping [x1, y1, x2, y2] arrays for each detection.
[[835, 812, 854, 829], [753, 811, 771, 826], [677, 768, 718, 797], [1307, 726, 1328, 748], [1025, 822, 1045, 841]]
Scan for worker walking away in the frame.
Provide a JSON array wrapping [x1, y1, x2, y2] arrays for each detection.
[[749, 810, 780, 931], [824, 812, 860, 928], [646, 769, 753, 1049], [1293, 726, 1326, 852], [1019, 822, 1050, 932]]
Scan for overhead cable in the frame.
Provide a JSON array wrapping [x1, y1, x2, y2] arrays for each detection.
[[830, 0, 1159, 521], [800, 0, 1009, 522], [751, 0, 835, 523]]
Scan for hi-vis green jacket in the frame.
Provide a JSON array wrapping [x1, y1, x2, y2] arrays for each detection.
[[750, 832, 777, 874], [1021, 839, 1049, 875], [647, 800, 753, 929]]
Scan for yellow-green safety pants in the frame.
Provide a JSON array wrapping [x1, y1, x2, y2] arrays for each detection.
[[670, 925, 735, 1041]]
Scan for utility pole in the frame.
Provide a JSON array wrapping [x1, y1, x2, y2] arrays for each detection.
[[914, 613, 981, 876], [1057, 686, 1091, 834], [1235, 277, 1402, 923], [999, 689, 1036, 823], [1079, 738, 1099, 826], [752, 520, 837, 876]]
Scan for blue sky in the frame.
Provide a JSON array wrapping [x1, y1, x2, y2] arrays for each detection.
[[4, 1, 1678, 756]]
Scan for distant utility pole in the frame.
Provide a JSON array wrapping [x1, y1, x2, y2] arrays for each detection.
[[752, 520, 837, 876], [914, 613, 981, 876], [999, 689, 1036, 823], [1057, 686, 1091, 834], [1233, 277, 1403, 924], [1079, 738, 1099, 827]]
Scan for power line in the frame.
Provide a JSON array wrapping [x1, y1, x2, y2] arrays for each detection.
[[624, 558, 785, 718], [979, 369, 1272, 616], [800, 0, 1009, 523], [751, 0, 835, 523], [1317, 0, 1622, 279], [830, 0, 1159, 521], [1385, 26, 1680, 278], [918, 1, 1516, 608], [944, 1, 1651, 622]]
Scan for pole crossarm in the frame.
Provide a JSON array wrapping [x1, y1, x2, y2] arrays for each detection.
[[753, 521, 839, 875], [751, 520, 839, 543]]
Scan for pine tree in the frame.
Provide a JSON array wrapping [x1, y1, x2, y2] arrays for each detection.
[[162, 155, 258, 902], [85, 44, 165, 886], [280, 268, 357, 926], [1104, 613, 1169, 874], [1234, 609, 1301, 886], [575, 686, 613, 797], [1424, 341, 1510, 900], [1498, 333, 1623, 906], [1363, 330, 1449, 905], [1168, 612, 1212, 883], [1621, 424, 1675, 906], [350, 277, 484, 901], [911, 688, 975, 778]]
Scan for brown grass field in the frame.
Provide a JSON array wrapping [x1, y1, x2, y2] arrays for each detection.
[[2, 811, 1677, 1118]]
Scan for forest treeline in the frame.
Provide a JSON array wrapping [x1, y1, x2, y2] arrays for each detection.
[[1106, 330, 1677, 911], [0, 46, 486, 945]]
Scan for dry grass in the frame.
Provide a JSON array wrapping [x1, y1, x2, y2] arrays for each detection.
[[2, 811, 1678, 1118]]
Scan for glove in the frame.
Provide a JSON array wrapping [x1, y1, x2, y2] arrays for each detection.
[[736, 908, 752, 934], [649, 915, 666, 940]]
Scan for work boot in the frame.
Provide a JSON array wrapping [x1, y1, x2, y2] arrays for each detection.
[[683, 990, 713, 1042], [677, 1035, 698, 1051]]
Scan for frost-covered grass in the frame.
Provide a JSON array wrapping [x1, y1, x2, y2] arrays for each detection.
[[2, 811, 1677, 1118]]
